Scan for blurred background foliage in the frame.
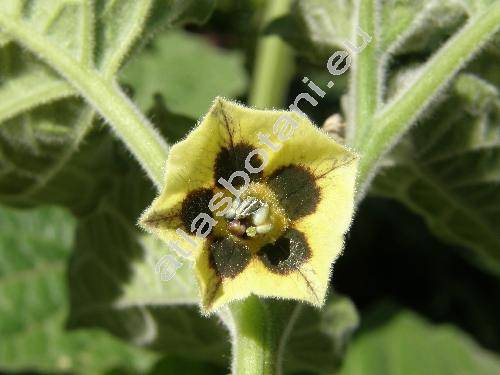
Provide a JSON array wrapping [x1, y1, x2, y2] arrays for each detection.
[[0, 0, 499, 374]]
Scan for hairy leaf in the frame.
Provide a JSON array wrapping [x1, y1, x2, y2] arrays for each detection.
[[67, 207, 230, 364], [0, 32, 9, 47], [268, 0, 490, 62], [147, 0, 217, 30], [0, 45, 74, 125], [372, 74, 500, 274], [266, 0, 352, 62], [283, 294, 359, 372], [0, 40, 91, 207], [0, 0, 144, 207], [142, 356, 225, 375], [0, 205, 156, 374], [339, 307, 500, 374], [460, 0, 499, 14], [0, 0, 216, 209], [121, 30, 247, 118], [59, 120, 231, 363], [146, 95, 196, 143]]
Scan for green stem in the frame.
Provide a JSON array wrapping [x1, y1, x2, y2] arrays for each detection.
[[0, 12, 168, 189], [350, 0, 379, 147], [356, 2, 500, 194], [230, 296, 276, 375], [248, 0, 294, 109]]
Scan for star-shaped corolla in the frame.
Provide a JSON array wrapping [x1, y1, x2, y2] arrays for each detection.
[[140, 98, 357, 313]]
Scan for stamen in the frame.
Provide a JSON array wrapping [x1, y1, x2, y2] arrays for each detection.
[[255, 223, 272, 234], [235, 197, 260, 217], [224, 198, 240, 220], [225, 196, 274, 238], [252, 205, 269, 225]]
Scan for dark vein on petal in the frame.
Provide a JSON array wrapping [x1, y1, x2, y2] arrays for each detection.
[[297, 268, 321, 305]]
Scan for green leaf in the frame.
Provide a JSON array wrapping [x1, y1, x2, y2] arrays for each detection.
[[0, 0, 216, 208], [67, 207, 230, 364], [468, 49, 500, 87], [381, 0, 500, 57], [1, 122, 148, 215], [146, 94, 196, 143], [339, 307, 500, 375], [372, 74, 500, 274], [283, 294, 359, 373], [266, 0, 438, 61], [268, 0, 494, 62], [51, 118, 226, 362], [147, 0, 217, 30], [0, 0, 102, 190], [120, 29, 248, 118], [380, 0, 433, 51], [0, 41, 92, 207], [95, 0, 158, 77], [0, 0, 150, 207], [0, 205, 156, 374], [144, 356, 224, 375], [0, 32, 9, 47], [0, 44, 74, 124], [265, 0, 352, 62], [460, 0, 499, 14]]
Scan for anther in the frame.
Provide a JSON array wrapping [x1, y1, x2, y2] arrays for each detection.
[[252, 205, 269, 225], [224, 198, 240, 220], [235, 197, 260, 217], [255, 223, 273, 234]]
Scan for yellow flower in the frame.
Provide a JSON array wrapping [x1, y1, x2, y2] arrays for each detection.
[[140, 98, 357, 313]]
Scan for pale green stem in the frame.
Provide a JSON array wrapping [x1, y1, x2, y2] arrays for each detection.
[[356, 2, 500, 195], [0, 13, 168, 189], [350, 0, 379, 147], [248, 0, 294, 109], [230, 296, 276, 375]]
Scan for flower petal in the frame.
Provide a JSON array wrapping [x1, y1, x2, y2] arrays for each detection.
[[140, 187, 215, 256], [197, 227, 332, 312], [266, 164, 321, 220], [141, 97, 358, 312]]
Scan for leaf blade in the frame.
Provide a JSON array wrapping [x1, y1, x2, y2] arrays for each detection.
[[339, 307, 500, 375], [372, 74, 500, 274], [0, 205, 156, 374]]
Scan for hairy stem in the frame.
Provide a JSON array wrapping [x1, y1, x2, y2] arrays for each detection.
[[230, 296, 276, 375], [0, 12, 168, 189], [248, 0, 294, 109], [356, 2, 500, 195], [350, 0, 379, 147]]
